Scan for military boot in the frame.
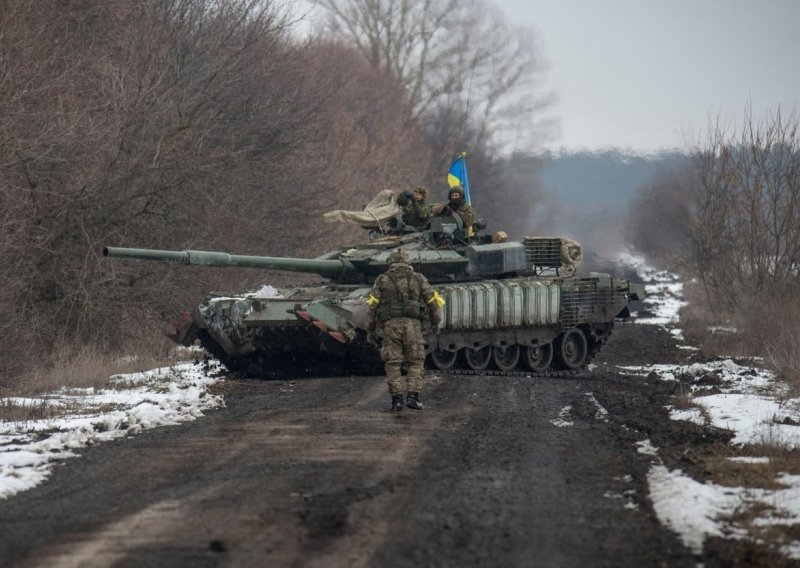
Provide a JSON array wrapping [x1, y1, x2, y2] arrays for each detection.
[[406, 392, 424, 410], [391, 394, 404, 412]]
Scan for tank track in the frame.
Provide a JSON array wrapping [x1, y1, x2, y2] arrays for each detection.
[[440, 368, 584, 379], [428, 336, 602, 379], [200, 322, 608, 379]]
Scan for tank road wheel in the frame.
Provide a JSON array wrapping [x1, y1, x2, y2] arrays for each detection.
[[523, 343, 553, 373], [556, 329, 589, 370], [430, 348, 458, 370], [463, 346, 492, 371], [492, 345, 520, 371]]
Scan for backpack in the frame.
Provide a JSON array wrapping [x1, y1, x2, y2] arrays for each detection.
[[375, 272, 427, 322]]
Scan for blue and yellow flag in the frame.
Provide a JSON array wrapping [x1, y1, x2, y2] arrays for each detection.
[[447, 152, 471, 205]]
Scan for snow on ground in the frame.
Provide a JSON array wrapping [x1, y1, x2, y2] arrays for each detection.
[[617, 250, 687, 328], [0, 362, 223, 500], [550, 405, 574, 428], [618, 250, 800, 558]]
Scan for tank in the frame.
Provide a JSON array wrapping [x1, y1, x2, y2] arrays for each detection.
[[104, 217, 645, 377]]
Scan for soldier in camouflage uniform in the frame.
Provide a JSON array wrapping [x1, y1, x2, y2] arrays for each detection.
[[365, 249, 445, 411], [432, 185, 477, 239], [396, 186, 431, 230]]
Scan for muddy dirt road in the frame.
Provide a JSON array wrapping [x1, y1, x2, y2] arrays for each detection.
[[0, 324, 707, 567]]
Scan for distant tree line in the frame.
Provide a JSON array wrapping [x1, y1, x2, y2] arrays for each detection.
[[0, 0, 549, 382]]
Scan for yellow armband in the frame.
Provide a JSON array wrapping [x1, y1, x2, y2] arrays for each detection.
[[366, 294, 380, 306], [427, 290, 445, 308]]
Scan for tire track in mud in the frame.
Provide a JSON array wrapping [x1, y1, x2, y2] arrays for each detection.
[[366, 373, 693, 568], [5, 376, 482, 567]]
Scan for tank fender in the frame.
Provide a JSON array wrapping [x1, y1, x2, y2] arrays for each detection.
[[628, 283, 647, 301]]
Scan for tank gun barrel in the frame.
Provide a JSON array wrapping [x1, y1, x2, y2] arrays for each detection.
[[103, 246, 352, 278]]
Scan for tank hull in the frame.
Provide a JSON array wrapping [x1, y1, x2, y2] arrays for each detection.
[[104, 237, 643, 377], [177, 274, 633, 377]]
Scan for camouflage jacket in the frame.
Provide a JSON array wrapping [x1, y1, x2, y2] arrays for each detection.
[[451, 201, 476, 231], [401, 200, 432, 229], [432, 200, 477, 233], [365, 263, 443, 331]]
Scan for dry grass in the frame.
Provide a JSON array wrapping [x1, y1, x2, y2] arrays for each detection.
[[680, 280, 751, 358], [671, 391, 706, 411], [726, 500, 800, 563], [0, 321, 213, 422], [0, 351, 182, 423], [669, 392, 716, 425], [748, 300, 800, 396], [703, 451, 800, 490], [0, 338, 177, 402], [753, 523, 800, 551], [697, 444, 800, 560], [677, 279, 800, 558], [0, 398, 64, 423], [0, 336, 204, 423], [681, 279, 800, 393], [680, 283, 800, 475]]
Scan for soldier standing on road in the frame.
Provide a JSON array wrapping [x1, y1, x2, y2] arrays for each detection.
[[365, 249, 445, 412], [396, 186, 432, 230]]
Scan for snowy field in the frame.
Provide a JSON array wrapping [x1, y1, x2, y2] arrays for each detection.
[[620, 252, 800, 559], [0, 362, 223, 499]]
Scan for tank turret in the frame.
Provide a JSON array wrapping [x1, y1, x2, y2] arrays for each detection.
[[104, 222, 584, 285], [104, 228, 644, 378]]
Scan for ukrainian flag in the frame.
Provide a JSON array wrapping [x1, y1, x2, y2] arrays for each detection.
[[447, 152, 471, 205]]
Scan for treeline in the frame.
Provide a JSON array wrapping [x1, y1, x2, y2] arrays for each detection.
[[629, 107, 800, 382], [0, 0, 547, 382]]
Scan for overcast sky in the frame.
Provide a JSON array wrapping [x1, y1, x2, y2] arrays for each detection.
[[294, 0, 800, 154], [504, 0, 800, 153]]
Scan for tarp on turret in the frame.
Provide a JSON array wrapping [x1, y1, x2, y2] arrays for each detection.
[[322, 189, 401, 228]]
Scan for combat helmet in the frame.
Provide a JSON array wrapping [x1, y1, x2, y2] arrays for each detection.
[[413, 186, 428, 197], [448, 185, 465, 199], [387, 249, 410, 265]]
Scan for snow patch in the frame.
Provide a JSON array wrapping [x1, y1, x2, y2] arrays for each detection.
[[636, 439, 659, 457], [648, 465, 745, 553], [728, 456, 770, 464], [669, 406, 706, 426], [585, 392, 609, 422], [695, 394, 800, 448], [626, 255, 800, 558], [0, 362, 223, 500], [551, 406, 573, 428]]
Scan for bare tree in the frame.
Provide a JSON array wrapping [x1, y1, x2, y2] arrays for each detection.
[[312, 0, 550, 149], [688, 105, 800, 309]]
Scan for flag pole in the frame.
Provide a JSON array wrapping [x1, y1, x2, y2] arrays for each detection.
[[460, 151, 471, 206]]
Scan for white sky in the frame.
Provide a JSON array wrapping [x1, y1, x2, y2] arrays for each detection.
[[504, 0, 800, 152]]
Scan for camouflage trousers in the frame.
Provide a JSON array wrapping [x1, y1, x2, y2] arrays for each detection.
[[380, 318, 426, 395]]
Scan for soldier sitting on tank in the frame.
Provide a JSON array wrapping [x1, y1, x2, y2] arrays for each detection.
[[365, 249, 444, 412], [432, 185, 478, 243], [396, 186, 432, 231]]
